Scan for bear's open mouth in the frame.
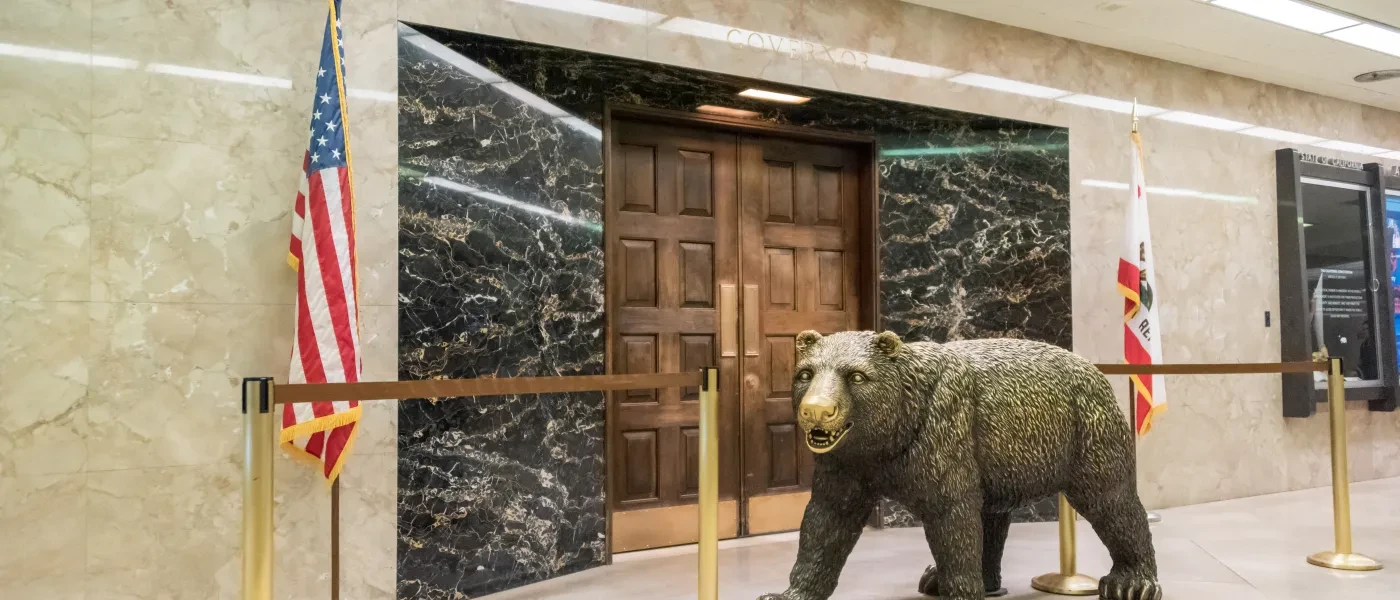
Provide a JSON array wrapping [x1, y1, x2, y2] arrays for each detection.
[[805, 422, 853, 453]]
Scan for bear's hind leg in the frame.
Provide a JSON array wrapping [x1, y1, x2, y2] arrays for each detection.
[[917, 511, 1010, 598], [980, 511, 1011, 596], [1066, 485, 1162, 600]]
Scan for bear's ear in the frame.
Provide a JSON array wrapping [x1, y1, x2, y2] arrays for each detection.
[[874, 331, 902, 356], [795, 330, 823, 356]]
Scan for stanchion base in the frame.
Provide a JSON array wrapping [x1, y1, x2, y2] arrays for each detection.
[[1030, 573, 1099, 596], [1307, 551, 1383, 571]]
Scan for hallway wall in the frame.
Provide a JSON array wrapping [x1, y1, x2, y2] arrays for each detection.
[[4, 0, 1400, 599]]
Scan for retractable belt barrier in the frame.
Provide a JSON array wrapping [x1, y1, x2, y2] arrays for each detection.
[[242, 359, 1381, 600]]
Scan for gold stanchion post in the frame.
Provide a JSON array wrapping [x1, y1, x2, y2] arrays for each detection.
[[1307, 358, 1382, 571], [242, 378, 276, 600], [1030, 494, 1099, 596], [697, 367, 720, 600]]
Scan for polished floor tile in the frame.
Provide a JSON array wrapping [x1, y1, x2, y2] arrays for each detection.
[[485, 478, 1400, 599]]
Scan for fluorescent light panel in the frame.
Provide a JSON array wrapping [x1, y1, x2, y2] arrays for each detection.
[[145, 63, 292, 88], [1310, 140, 1392, 155], [656, 17, 734, 42], [506, 0, 665, 26], [1080, 179, 1255, 203], [1056, 94, 1165, 116], [1210, 0, 1358, 35], [424, 175, 599, 229], [1153, 110, 1253, 131], [1327, 23, 1400, 58], [864, 54, 959, 79], [0, 42, 138, 68], [402, 28, 505, 83], [1081, 179, 1130, 190], [1238, 126, 1323, 144], [738, 88, 810, 104], [1377, 151, 1400, 160], [348, 88, 396, 102], [948, 72, 1070, 99]]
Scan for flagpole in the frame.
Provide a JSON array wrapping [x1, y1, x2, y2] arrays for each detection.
[[1130, 383, 1162, 524], [1129, 98, 1161, 525], [331, 480, 341, 600]]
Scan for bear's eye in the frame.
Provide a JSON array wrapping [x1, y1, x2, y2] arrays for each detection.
[[849, 372, 867, 384], [796, 370, 813, 382]]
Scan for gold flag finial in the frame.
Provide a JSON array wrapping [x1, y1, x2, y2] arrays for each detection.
[[1132, 97, 1139, 133]]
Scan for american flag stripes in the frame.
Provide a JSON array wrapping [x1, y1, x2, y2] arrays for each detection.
[[1117, 130, 1166, 437], [283, 0, 362, 484]]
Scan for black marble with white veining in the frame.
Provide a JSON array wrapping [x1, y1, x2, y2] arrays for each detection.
[[397, 23, 1070, 597]]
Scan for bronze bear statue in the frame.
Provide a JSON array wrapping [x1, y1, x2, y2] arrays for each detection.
[[758, 331, 1161, 600]]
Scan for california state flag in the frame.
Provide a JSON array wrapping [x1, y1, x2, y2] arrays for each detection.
[[1118, 130, 1165, 437]]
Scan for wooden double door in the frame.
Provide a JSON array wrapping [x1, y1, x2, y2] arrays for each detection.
[[605, 115, 870, 553]]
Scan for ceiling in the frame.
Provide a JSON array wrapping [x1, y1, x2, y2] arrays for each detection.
[[903, 0, 1400, 113]]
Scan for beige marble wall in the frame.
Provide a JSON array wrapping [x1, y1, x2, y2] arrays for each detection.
[[5, 0, 1400, 597], [0, 0, 397, 598]]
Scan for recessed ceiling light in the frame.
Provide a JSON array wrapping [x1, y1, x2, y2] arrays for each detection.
[[1355, 69, 1400, 82], [738, 88, 811, 104], [1209, 0, 1358, 35], [1153, 110, 1254, 131], [696, 105, 761, 118], [1311, 140, 1392, 155], [1328, 23, 1400, 58], [947, 72, 1071, 99], [1238, 126, 1323, 144]]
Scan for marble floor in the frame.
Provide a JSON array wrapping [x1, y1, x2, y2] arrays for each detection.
[[486, 478, 1400, 599]]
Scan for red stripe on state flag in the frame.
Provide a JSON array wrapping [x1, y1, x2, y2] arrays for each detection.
[[1124, 326, 1153, 365], [306, 169, 359, 383], [1136, 391, 1154, 433], [1117, 258, 1140, 295]]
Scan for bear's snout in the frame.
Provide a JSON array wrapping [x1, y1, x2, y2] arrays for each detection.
[[799, 402, 836, 423]]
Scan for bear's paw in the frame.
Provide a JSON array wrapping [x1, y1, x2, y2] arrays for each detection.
[[917, 565, 1008, 598], [1097, 572, 1163, 600]]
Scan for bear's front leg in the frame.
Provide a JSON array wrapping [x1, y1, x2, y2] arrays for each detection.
[[758, 465, 874, 600], [918, 495, 984, 600]]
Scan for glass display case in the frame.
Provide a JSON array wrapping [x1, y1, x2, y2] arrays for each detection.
[[1276, 150, 1398, 417]]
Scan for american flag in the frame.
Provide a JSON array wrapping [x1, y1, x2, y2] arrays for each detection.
[[282, 0, 362, 484]]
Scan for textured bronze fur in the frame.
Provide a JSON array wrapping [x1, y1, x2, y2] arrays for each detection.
[[759, 331, 1161, 600]]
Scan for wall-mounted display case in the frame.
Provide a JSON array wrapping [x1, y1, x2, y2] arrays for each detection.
[[1276, 149, 1398, 417]]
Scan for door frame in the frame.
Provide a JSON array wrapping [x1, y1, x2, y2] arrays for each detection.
[[601, 102, 881, 559]]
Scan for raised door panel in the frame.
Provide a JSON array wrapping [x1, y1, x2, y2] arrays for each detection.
[[621, 430, 659, 503]]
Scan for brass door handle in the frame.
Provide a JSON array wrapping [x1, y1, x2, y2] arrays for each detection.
[[744, 285, 759, 356], [721, 284, 737, 358]]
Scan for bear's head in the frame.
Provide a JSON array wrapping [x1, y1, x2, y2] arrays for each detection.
[[792, 329, 915, 457]]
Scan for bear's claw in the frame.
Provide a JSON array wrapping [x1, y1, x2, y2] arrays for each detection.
[[1097, 573, 1163, 600], [917, 565, 1008, 598]]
